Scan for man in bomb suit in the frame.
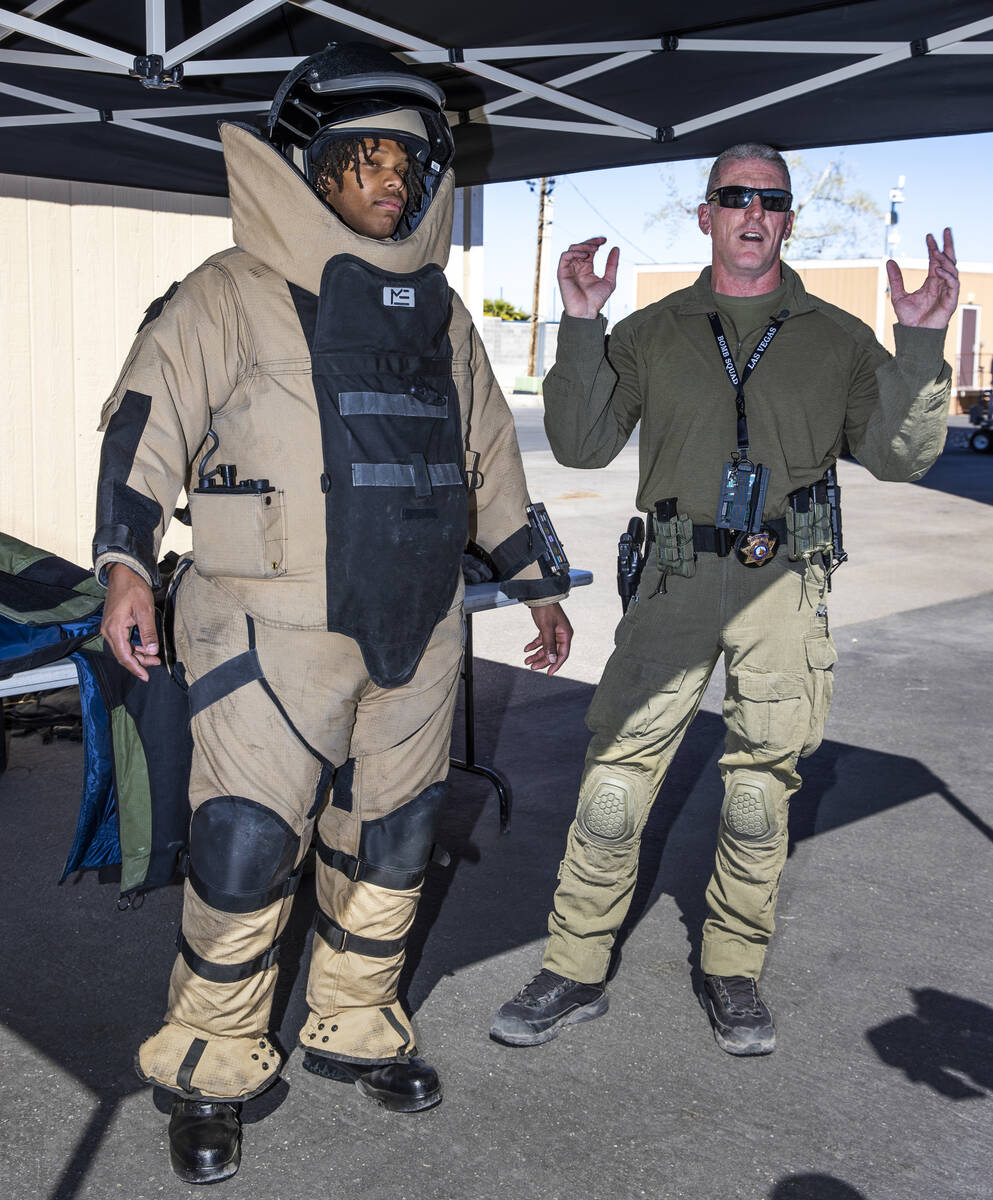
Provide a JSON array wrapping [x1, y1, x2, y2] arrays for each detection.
[[95, 44, 572, 1184], [491, 143, 958, 1058]]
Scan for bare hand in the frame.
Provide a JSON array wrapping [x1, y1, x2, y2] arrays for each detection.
[[101, 563, 160, 682], [523, 602, 573, 676], [558, 236, 619, 319], [887, 228, 959, 329]]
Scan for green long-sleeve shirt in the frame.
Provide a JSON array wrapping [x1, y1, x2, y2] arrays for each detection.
[[543, 264, 951, 523]]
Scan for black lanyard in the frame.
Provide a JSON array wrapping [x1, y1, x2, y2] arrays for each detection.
[[707, 311, 785, 456]]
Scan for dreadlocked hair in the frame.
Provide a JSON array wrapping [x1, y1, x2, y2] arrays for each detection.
[[312, 136, 426, 215]]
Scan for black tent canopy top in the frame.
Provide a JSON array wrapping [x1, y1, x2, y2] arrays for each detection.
[[0, 1, 991, 195]]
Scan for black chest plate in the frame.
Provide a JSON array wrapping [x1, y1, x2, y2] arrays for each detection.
[[302, 254, 467, 687]]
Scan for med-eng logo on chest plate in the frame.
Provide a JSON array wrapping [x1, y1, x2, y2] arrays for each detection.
[[382, 285, 415, 308]]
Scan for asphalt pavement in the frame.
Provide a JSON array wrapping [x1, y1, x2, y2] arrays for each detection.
[[1, 413, 991, 1200]]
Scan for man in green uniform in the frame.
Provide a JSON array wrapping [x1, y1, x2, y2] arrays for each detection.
[[491, 143, 958, 1057]]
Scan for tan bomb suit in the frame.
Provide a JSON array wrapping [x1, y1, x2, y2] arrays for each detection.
[[93, 122, 563, 1101], [540, 267, 950, 984]]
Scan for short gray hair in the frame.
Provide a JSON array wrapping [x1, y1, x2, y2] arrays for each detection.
[[706, 144, 791, 197]]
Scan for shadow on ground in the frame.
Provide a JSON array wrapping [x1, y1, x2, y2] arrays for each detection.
[[910, 433, 993, 506], [1, 642, 990, 1198]]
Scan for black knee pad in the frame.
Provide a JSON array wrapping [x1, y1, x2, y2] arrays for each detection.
[[360, 781, 447, 876], [188, 795, 301, 912]]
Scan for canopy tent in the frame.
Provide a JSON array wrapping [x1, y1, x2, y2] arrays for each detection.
[[1, 1, 992, 195]]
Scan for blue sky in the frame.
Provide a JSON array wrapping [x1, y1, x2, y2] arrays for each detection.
[[481, 131, 993, 325]]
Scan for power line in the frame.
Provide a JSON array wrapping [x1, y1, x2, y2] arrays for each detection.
[[562, 176, 659, 263]]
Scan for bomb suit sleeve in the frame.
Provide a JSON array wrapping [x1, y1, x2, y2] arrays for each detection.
[[456, 299, 569, 606], [93, 261, 246, 587]]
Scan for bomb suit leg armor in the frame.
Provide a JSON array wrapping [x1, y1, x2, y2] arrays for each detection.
[[137, 572, 463, 1101]]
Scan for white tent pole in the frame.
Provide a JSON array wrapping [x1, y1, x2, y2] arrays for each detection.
[[113, 101, 268, 119], [931, 42, 993, 53], [163, 1, 286, 69], [473, 51, 652, 120], [452, 59, 657, 138], [0, 7, 133, 67], [0, 49, 127, 73], [679, 38, 903, 54], [114, 119, 224, 152], [0, 111, 95, 127], [289, 0, 437, 50], [407, 41, 664, 62], [0, 0, 67, 46], [675, 13, 993, 139], [146, 0, 166, 57], [678, 34, 993, 54], [0, 77, 93, 113], [479, 114, 647, 138], [182, 57, 302, 75]]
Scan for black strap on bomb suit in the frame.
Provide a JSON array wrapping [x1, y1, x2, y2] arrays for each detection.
[[306, 255, 468, 689]]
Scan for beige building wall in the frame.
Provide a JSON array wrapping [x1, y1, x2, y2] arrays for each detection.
[[635, 259, 993, 405], [1, 175, 232, 568], [1, 175, 479, 574]]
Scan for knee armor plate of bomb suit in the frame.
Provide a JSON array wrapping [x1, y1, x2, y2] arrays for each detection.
[[94, 45, 568, 1102]]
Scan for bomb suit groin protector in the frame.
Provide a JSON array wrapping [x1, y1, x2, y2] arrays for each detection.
[[94, 42, 569, 1102]]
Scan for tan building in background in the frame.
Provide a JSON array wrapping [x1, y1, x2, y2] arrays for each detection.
[[635, 259, 993, 411], [1, 176, 481, 569]]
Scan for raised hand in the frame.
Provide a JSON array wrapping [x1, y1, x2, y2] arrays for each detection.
[[887, 228, 959, 330], [558, 236, 619, 319]]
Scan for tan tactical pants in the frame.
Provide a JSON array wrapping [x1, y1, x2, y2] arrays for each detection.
[[136, 567, 463, 1102], [543, 550, 837, 985]]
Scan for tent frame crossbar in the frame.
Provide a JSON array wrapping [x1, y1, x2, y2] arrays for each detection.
[[0, 2, 991, 155]]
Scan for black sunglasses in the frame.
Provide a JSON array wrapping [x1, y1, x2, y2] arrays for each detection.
[[707, 185, 793, 212]]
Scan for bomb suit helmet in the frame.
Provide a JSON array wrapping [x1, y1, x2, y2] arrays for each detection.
[[265, 42, 454, 237]]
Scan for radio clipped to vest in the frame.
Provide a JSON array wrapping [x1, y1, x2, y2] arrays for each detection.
[[193, 430, 273, 496], [707, 309, 788, 568], [187, 429, 287, 579]]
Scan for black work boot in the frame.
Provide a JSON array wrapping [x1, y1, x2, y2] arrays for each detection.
[[302, 1053, 441, 1112], [168, 1098, 242, 1184], [701, 974, 776, 1056], [490, 969, 608, 1046]]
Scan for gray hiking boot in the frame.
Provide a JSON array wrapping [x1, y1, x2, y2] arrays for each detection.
[[701, 974, 776, 1056], [490, 969, 608, 1047]]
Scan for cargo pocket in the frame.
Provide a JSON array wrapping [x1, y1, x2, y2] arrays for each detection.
[[585, 649, 686, 740], [800, 631, 838, 757], [727, 668, 806, 754], [188, 490, 287, 579]]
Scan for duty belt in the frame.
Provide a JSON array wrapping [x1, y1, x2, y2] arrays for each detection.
[[692, 518, 788, 557]]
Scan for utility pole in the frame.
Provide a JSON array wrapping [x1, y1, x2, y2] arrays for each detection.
[[527, 176, 555, 378]]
